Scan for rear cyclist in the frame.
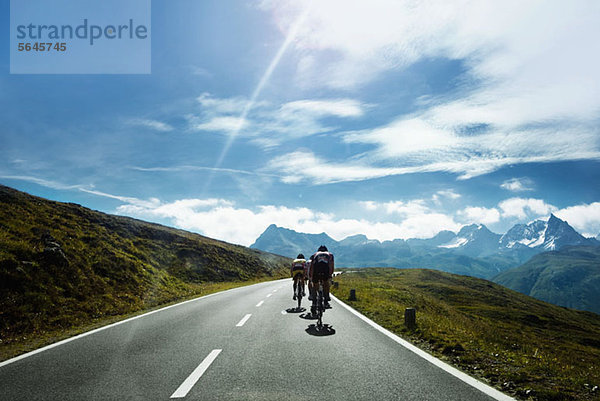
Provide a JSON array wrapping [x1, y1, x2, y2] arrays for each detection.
[[310, 245, 334, 314], [291, 253, 306, 300]]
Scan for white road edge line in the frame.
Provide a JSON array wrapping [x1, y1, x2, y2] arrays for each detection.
[[331, 295, 515, 401], [0, 278, 288, 369], [236, 314, 252, 327], [256, 301, 264, 307], [170, 349, 222, 399]]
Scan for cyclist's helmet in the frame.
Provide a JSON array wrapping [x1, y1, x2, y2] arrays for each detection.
[[297, 253, 305, 259], [318, 245, 328, 252]]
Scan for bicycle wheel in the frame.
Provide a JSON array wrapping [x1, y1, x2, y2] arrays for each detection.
[[297, 283, 302, 309], [317, 288, 324, 328]]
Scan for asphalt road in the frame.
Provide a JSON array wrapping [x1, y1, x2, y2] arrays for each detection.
[[0, 279, 512, 400]]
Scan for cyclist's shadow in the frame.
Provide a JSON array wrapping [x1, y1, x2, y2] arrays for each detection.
[[299, 312, 317, 320], [305, 323, 336, 336], [286, 307, 306, 313]]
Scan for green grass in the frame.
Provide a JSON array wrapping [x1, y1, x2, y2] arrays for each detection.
[[0, 184, 290, 361], [332, 268, 600, 401]]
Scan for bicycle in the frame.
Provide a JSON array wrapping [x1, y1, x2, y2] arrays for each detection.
[[315, 280, 325, 329], [295, 277, 304, 309]]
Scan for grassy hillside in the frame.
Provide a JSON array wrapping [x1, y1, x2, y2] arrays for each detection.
[[493, 246, 600, 314], [332, 268, 600, 401], [0, 185, 289, 360]]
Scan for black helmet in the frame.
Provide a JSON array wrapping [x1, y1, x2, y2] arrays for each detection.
[[318, 245, 328, 252], [297, 253, 305, 259]]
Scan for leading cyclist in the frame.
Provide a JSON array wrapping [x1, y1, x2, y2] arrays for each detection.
[[310, 245, 334, 314]]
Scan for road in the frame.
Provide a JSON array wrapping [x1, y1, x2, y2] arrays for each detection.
[[0, 279, 513, 400]]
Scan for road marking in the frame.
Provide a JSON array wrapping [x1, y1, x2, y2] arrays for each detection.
[[256, 300, 264, 307], [281, 310, 287, 315], [170, 349, 222, 399], [266, 293, 272, 298], [272, 289, 278, 292], [331, 295, 515, 401], [236, 314, 252, 327], [0, 278, 288, 369]]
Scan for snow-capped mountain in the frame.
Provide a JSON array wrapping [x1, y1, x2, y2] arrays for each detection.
[[499, 214, 596, 251], [438, 224, 501, 257], [250, 215, 599, 277], [499, 220, 548, 249]]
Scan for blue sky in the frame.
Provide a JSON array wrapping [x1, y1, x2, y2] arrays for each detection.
[[2, 0, 600, 245]]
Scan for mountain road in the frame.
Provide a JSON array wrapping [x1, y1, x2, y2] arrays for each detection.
[[0, 279, 513, 400]]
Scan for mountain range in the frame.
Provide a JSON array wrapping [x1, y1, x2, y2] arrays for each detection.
[[251, 215, 599, 279]]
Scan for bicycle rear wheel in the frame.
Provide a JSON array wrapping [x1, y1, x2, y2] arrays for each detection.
[[317, 288, 324, 328]]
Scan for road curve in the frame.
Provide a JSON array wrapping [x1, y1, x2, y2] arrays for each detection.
[[0, 279, 512, 400]]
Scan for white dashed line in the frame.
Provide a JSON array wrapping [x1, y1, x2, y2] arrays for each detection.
[[236, 314, 252, 327], [266, 293, 272, 298], [256, 301, 264, 307], [170, 349, 222, 399]]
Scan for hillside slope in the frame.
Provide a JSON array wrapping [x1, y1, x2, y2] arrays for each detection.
[[332, 268, 600, 400], [493, 246, 600, 314], [0, 185, 289, 356]]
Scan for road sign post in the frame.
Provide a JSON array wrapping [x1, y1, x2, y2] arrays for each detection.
[[405, 307, 416, 329]]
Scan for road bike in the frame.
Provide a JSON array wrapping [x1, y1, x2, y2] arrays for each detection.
[[316, 280, 325, 329], [295, 277, 304, 309]]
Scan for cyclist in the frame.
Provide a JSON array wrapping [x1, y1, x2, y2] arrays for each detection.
[[291, 253, 306, 300], [310, 245, 334, 314]]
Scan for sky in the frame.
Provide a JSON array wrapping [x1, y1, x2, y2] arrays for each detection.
[[1, 0, 600, 246]]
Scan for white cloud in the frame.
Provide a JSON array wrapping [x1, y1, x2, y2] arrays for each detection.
[[382, 200, 429, 217], [79, 189, 160, 208], [190, 93, 365, 146], [501, 178, 534, 192], [0, 175, 84, 191], [498, 197, 557, 220], [197, 93, 251, 114], [458, 206, 500, 225], [192, 116, 248, 132], [341, 119, 600, 180], [264, 1, 600, 97], [115, 193, 465, 245], [258, 1, 600, 181], [266, 151, 426, 184], [280, 99, 364, 118], [432, 189, 461, 204], [127, 118, 174, 132]]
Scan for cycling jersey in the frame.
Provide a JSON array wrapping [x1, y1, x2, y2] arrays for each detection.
[[310, 251, 334, 281], [291, 258, 306, 278]]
